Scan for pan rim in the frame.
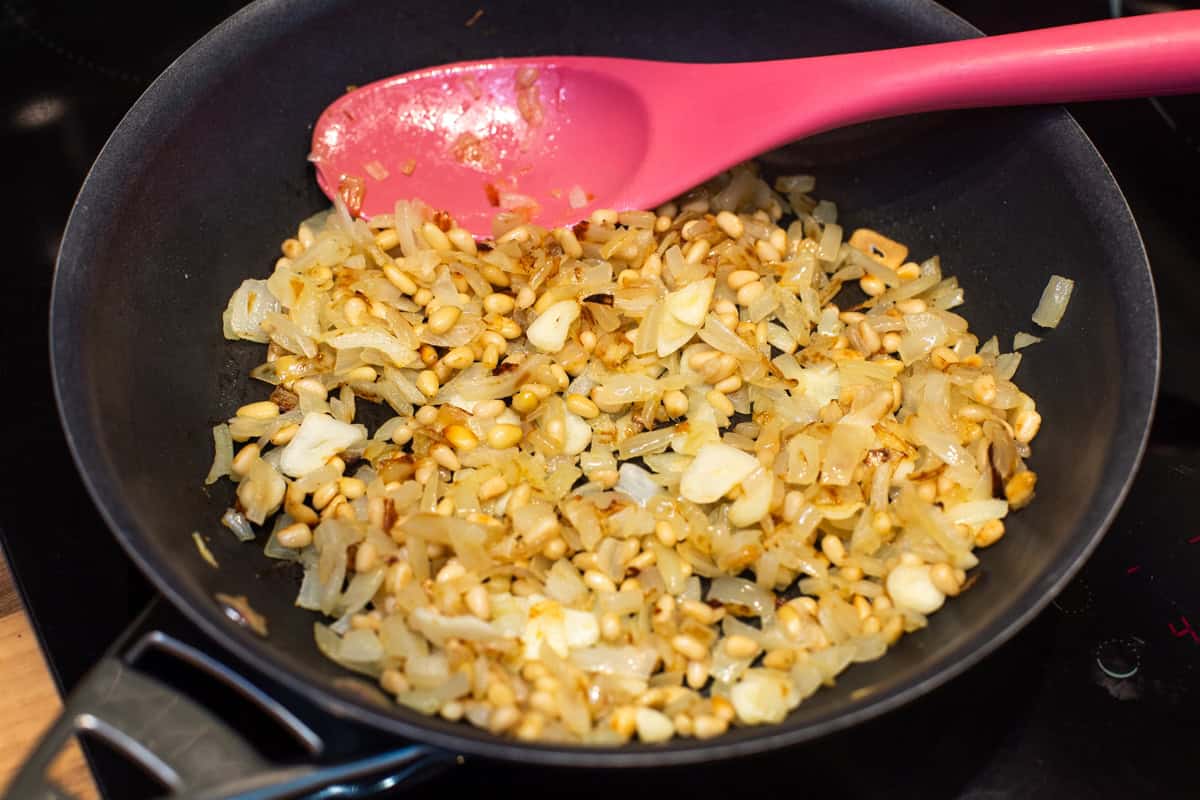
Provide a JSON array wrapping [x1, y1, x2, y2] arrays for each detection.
[[49, 0, 1160, 767]]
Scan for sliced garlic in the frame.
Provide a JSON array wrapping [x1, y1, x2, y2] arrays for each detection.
[[886, 564, 946, 614], [495, 408, 523, 427], [237, 458, 286, 524], [635, 707, 675, 743], [563, 411, 593, 455], [563, 608, 599, 650], [727, 466, 772, 527], [679, 442, 760, 504], [665, 277, 715, 327], [521, 600, 598, 659], [526, 299, 581, 352], [279, 412, 367, 478], [521, 600, 568, 659], [670, 392, 721, 455], [730, 669, 793, 725], [798, 362, 840, 408], [656, 312, 697, 357]]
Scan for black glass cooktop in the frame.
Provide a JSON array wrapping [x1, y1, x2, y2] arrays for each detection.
[[3, 1, 1200, 797]]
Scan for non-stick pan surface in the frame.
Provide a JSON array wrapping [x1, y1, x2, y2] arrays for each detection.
[[50, 0, 1158, 767]]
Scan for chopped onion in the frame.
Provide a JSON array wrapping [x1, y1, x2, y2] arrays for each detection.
[[944, 499, 1009, 527], [220, 507, 255, 542], [615, 463, 661, 506], [1013, 332, 1043, 350], [652, 542, 688, 594], [775, 174, 816, 193], [223, 279, 279, 343], [995, 352, 1023, 381], [708, 577, 774, 619], [406, 652, 451, 689], [313, 623, 381, 677], [616, 429, 675, 462], [325, 328, 418, 368], [697, 313, 760, 361], [339, 629, 384, 663], [335, 568, 385, 618], [395, 672, 470, 714], [1032, 275, 1075, 328], [363, 160, 389, 180], [817, 222, 842, 262], [411, 607, 505, 646], [545, 559, 588, 605], [192, 532, 218, 568], [898, 313, 948, 364], [570, 646, 659, 679], [820, 419, 874, 487], [205, 424, 233, 485]]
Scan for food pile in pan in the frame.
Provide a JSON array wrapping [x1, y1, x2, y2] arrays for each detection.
[[208, 163, 1053, 744]]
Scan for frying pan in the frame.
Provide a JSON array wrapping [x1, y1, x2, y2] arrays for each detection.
[[22, 0, 1158, 795]]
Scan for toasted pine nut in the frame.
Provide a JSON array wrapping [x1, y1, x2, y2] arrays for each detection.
[[478, 475, 509, 501], [430, 443, 460, 471], [670, 634, 708, 661], [276, 522, 312, 549], [420, 221, 452, 250], [723, 634, 760, 659], [727, 269, 759, 290], [237, 401, 279, 420], [486, 424, 524, 449], [427, 305, 462, 335], [444, 424, 479, 451], [416, 370, 440, 398], [565, 393, 600, 419]]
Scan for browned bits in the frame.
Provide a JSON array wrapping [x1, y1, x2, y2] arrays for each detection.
[[849, 227, 908, 269], [975, 519, 1007, 547], [337, 174, 365, 217], [1004, 471, 1038, 509]]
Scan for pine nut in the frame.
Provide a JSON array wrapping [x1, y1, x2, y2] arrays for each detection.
[[430, 443, 460, 471], [723, 635, 760, 659], [276, 522, 312, 548], [486, 424, 523, 449], [427, 305, 462, 335], [444, 424, 479, 451], [236, 401, 279, 420], [565, 393, 600, 419], [420, 221, 452, 250], [716, 211, 745, 239], [416, 370, 440, 398], [670, 634, 708, 661]]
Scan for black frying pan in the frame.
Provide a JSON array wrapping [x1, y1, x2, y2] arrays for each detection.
[[24, 0, 1159, 795]]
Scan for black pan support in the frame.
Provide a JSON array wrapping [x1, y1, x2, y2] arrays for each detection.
[[8, 601, 450, 799], [21, 0, 1161, 794]]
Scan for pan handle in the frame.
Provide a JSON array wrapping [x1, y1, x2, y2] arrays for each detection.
[[4, 631, 452, 799]]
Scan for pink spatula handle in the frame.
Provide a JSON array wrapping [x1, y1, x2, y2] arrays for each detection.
[[825, 10, 1200, 121], [763, 10, 1200, 136], [613, 12, 1200, 210]]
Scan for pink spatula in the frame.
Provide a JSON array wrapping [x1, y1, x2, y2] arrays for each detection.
[[312, 11, 1200, 235]]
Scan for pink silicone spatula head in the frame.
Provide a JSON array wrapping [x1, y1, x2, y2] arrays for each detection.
[[311, 11, 1200, 235]]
